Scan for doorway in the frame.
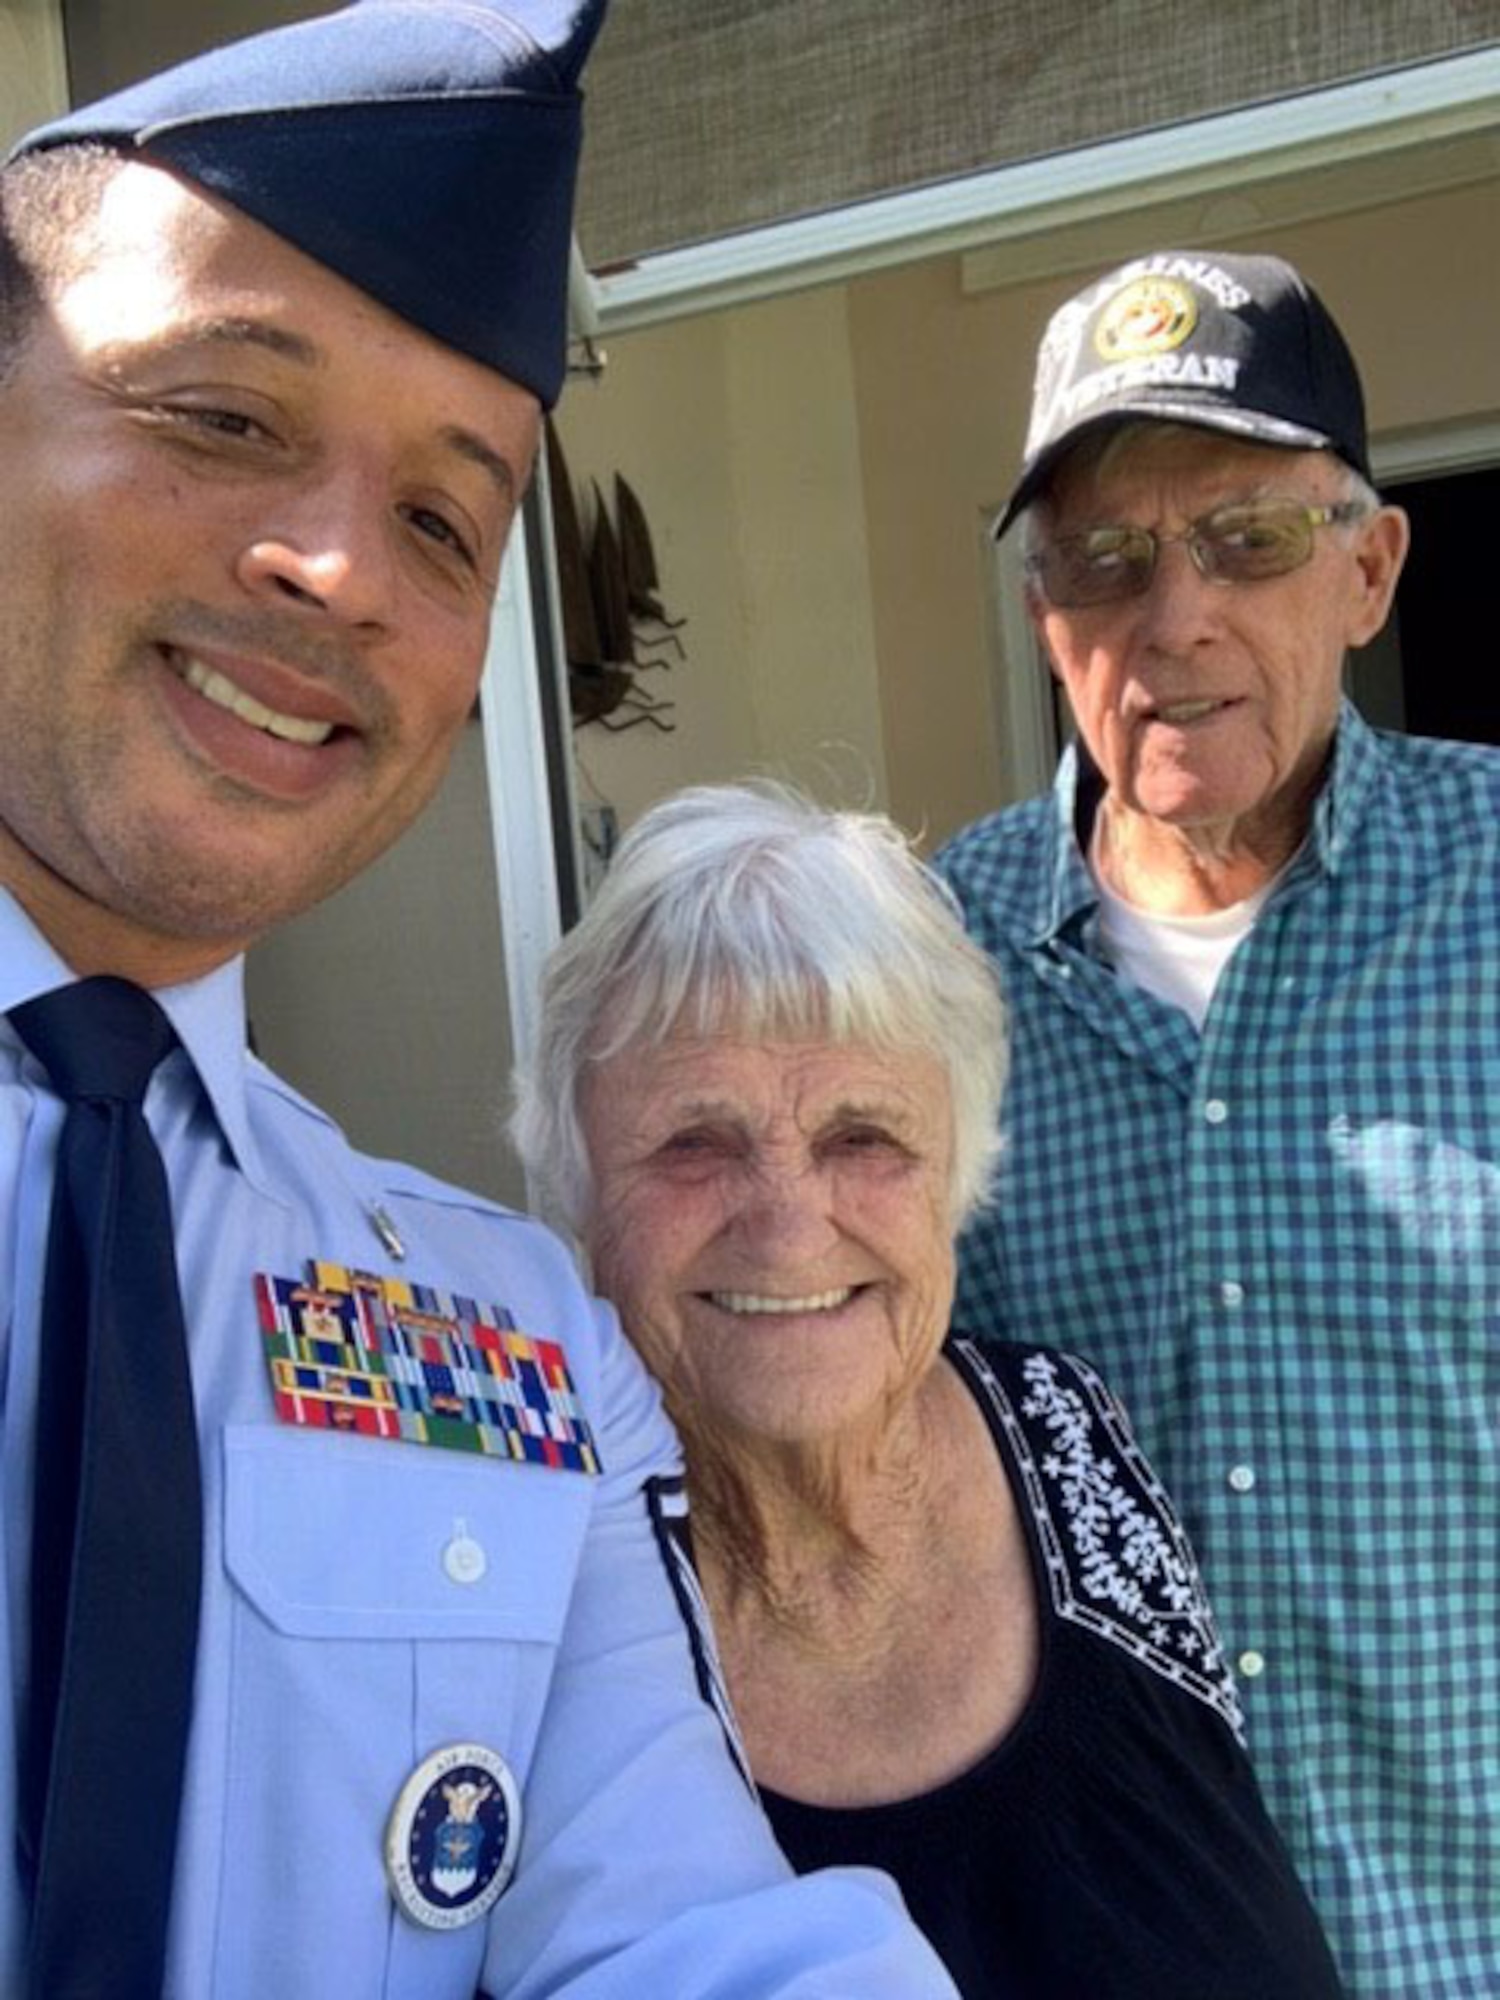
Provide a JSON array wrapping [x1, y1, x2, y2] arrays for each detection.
[[1367, 465, 1500, 748]]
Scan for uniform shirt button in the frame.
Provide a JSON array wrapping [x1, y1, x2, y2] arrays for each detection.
[[1227, 1464, 1256, 1494], [1220, 1280, 1245, 1308], [443, 1530, 488, 1586], [1204, 1098, 1229, 1125], [1238, 1649, 1266, 1679]]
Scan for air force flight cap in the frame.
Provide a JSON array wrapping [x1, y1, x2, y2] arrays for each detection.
[[8, 0, 609, 408], [995, 250, 1371, 537]]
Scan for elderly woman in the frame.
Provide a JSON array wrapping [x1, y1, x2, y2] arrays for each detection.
[[512, 782, 1343, 1999]]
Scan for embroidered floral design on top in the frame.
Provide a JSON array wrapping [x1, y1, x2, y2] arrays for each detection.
[[967, 1343, 1243, 1736]]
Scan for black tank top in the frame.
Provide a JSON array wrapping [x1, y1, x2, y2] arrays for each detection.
[[760, 1339, 1345, 1999]]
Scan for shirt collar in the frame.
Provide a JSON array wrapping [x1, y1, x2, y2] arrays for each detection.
[[153, 957, 275, 1194], [1027, 740, 1106, 948], [0, 893, 77, 1016], [0, 889, 272, 1193], [1309, 698, 1385, 876]]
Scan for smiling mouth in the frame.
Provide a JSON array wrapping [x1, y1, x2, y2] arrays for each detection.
[[705, 1287, 859, 1316], [173, 652, 338, 746], [1148, 698, 1234, 725]]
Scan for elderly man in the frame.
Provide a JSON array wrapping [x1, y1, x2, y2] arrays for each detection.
[[936, 248, 1500, 1997], [0, 7, 960, 1997]]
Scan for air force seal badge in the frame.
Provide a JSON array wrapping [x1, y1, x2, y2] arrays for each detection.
[[385, 1743, 521, 1930]]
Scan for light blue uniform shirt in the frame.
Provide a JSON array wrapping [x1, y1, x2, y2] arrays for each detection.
[[0, 892, 957, 1999]]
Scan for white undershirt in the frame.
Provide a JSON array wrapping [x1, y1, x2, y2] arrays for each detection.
[[1089, 820, 1287, 1030]]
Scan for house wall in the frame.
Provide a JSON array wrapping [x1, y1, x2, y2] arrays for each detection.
[[0, 0, 68, 145], [554, 284, 889, 831], [244, 724, 527, 1208]]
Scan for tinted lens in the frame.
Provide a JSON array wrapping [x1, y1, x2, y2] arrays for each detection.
[[1036, 527, 1156, 607], [1033, 502, 1339, 607], [1195, 504, 1316, 582]]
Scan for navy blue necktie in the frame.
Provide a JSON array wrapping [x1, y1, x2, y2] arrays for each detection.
[[9, 977, 203, 1999]]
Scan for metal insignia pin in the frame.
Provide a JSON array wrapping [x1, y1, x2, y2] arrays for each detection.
[[368, 1203, 406, 1260], [385, 1743, 521, 1930]]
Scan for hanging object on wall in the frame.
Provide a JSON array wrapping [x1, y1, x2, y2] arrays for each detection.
[[588, 480, 636, 665], [544, 421, 684, 733], [615, 472, 686, 657], [545, 422, 601, 668]]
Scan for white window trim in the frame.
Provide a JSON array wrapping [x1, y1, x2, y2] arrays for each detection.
[[992, 527, 1060, 804], [477, 509, 566, 1211]]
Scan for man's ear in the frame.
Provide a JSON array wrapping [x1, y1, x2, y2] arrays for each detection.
[[1346, 505, 1410, 649]]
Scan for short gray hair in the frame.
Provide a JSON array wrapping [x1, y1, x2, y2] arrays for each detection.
[[511, 782, 1007, 1234], [1020, 419, 1382, 560]]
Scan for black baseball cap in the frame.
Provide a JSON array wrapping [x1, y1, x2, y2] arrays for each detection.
[[995, 250, 1371, 537], [9, 0, 609, 410]]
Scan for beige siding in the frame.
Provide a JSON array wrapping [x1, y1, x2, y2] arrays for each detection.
[[0, 1, 67, 149]]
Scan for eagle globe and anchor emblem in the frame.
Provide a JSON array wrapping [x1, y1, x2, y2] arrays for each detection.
[[385, 1743, 522, 1930]]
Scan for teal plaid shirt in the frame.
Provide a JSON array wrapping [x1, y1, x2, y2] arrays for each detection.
[[935, 703, 1500, 1999]]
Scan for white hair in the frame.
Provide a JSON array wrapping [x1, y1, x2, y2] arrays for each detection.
[[1020, 420, 1382, 560], [511, 782, 1007, 1234]]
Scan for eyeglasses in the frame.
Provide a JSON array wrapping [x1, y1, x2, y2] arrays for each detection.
[[1026, 498, 1368, 609]]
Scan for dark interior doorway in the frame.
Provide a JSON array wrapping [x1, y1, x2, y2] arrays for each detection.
[[1352, 464, 1500, 748]]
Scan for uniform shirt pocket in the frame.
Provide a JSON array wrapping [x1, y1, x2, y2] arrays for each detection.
[[197, 1430, 596, 1997], [224, 1426, 590, 1641]]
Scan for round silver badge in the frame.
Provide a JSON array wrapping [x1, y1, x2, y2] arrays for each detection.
[[385, 1742, 522, 1930]]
